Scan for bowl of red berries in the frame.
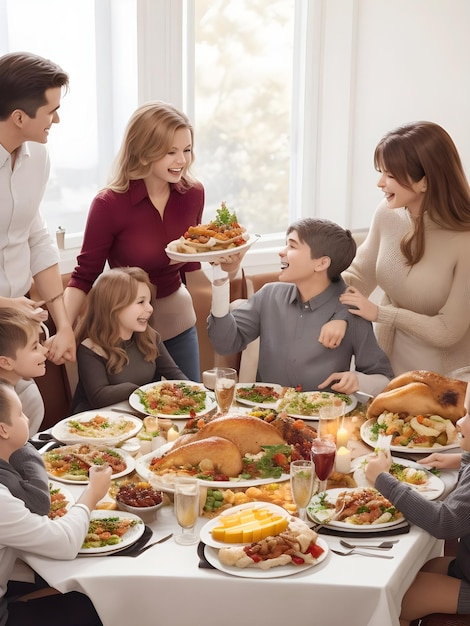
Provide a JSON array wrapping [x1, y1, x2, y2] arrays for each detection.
[[116, 481, 164, 521]]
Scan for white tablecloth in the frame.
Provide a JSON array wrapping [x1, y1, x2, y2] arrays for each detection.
[[23, 488, 448, 626]]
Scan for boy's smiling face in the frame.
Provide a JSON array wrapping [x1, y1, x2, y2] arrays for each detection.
[[1, 328, 48, 382]]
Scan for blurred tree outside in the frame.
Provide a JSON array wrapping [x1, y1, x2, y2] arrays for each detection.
[[194, 0, 294, 234]]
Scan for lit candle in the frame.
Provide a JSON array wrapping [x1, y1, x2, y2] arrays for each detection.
[[336, 426, 349, 448], [335, 446, 351, 474]]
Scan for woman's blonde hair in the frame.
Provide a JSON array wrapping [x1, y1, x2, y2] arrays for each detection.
[[107, 101, 197, 192], [75, 267, 158, 374], [374, 121, 470, 265]]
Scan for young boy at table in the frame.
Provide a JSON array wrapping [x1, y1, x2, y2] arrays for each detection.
[[207, 217, 394, 396], [0, 381, 111, 626], [0, 309, 50, 513], [365, 383, 470, 625]]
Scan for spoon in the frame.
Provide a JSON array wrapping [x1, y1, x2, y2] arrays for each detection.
[[331, 548, 394, 559], [340, 539, 397, 551]]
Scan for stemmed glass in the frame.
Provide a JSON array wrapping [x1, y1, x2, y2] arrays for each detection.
[[310, 438, 336, 495], [174, 478, 200, 545], [214, 367, 237, 415], [318, 401, 345, 443], [290, 460, 315, 522]]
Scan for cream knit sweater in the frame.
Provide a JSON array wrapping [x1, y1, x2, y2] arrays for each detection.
[[343, 201, 470, 376]]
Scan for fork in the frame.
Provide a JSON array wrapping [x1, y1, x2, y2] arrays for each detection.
[[331, 548, 394, 559], [340, 539, 398, 551], [311, 501, 346, 532]]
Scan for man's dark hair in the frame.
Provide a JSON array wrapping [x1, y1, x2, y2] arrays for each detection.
[[0, 51, 69, 120], [287, 217, 356, 281]]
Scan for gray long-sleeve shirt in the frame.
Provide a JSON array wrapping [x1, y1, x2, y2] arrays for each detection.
[[208, 280, 394, 391], [376, 464, 470, 583]]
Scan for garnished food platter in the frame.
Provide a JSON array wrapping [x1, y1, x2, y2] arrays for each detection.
[[78, 510, 144, 556], [129, 380, 216, 418], [277, 389, 357, 420], [51, 410, 142, 445], [351, 455, 445, 500], [42, 444, 135, 484], [361, 417, 460, 454], [165, 234, 259, 263], [203, 537, 328, 579], [235, 383, 283, 409], [307, 487, 405, 532], [136, 448, 290, 492]]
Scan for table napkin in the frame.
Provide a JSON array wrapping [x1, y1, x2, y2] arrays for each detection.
[[198, 541, 216, 569], [107, 525, 153, 557]]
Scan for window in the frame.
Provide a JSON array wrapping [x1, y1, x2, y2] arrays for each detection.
[[192, 0, 295, 235]]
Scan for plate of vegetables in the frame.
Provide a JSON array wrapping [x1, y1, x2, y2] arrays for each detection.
[[235, 383, 283, 408], [129, 380, 216, 418], [78, 510, 144, 555]]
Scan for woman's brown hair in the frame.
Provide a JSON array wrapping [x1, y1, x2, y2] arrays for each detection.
[[75, 267, 158, 375], [374, 121, 470, 265], [107, 101, 197, 193]]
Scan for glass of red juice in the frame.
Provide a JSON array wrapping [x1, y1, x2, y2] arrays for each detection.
[[310, 438, 336, 493]]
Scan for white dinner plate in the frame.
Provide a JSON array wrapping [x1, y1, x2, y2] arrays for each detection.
[[277, 390, 357, 421], [51, 411, 143, 445], [48, 480, 75, 518], [78, 510, 145, 556], [135, 448, 290, 492], [360, 418, 460, 454], [235, 383, 283, 409], [203, 536, 328, 578], [42, 445, 135, 485], [165, 234, 259, 263], [351, 455, 445, 501], [307, 487, 405, 532], [200, 502, 290, 548], [129, 380, 216, 419]]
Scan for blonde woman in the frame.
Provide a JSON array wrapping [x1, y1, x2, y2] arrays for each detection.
[[65, 102, 204, 380]]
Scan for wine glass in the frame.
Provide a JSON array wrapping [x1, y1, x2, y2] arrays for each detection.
[[214, 367, 237, 414], [318, 401, 345, 443], [310, 438, 336, 495], [174, 478, 200, 545], [290, 460, 315, 521]]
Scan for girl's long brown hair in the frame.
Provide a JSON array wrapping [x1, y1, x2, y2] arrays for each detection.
[[107, 101, 197, 193], [75, 267, 158, 374], [374, 121, 470, 265]]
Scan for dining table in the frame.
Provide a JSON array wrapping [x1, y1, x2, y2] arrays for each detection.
[[22, 399, 459, 626]]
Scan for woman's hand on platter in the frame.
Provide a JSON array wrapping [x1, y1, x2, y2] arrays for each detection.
[[339, 287, 378, 322], [418, 452, 462, 470]]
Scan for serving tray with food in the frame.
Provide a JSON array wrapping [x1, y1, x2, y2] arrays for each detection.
[[352, 455, 445, 500], [129, 380, 216, 418], [201, 503, 328, 578], [277, 387, 357, 420], [78, 510, 144, 555], [165, 202, 259, 263], [42, 443, 135, 484], [307, 487, 405, 531], [235, 383, 283, 408], [51, 410, 142, 445]]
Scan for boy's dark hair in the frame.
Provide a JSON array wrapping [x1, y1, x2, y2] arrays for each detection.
[[0, 308, 40, 359], [0, 51, 69, 120], [287, 217, 356, 281]]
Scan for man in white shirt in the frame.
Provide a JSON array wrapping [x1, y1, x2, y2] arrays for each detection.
[[0, 51, 76, 433]]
